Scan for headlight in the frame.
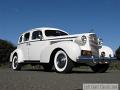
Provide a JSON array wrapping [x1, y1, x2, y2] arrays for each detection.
[[75, 35, 87, 46], [101, 52, 105, 57], [81, 35, 87, 43], [98, 38, 103, 46]]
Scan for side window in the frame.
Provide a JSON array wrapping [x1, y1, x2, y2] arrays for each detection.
[[32, 31, 42, 40], [19, 35, 23, 43], [24, 33, 30, 41]]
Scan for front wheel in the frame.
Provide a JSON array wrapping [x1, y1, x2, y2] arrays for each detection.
[[54, 50, 73, 73], [90, 64, 109, 73], [12, 55, 22, 70]]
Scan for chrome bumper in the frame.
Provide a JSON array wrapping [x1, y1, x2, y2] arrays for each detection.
[[77, 56, 117, 64]]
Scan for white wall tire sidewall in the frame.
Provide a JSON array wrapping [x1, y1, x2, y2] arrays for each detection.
[[12, 56, 18, 70], [54, 50, 68, 72]]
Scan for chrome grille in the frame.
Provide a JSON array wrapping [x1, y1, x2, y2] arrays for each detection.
[[89, 34, 99, 56]]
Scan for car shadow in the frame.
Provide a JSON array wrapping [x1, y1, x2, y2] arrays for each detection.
[[71, 70, 94, 74], [20, 68, 110, 74], [71, 69, 110, 74], [74, 89, 83, 90], [21, 68, 55, 72]]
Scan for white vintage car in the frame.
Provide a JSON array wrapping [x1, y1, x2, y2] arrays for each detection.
[[10, 27, 113, 73]]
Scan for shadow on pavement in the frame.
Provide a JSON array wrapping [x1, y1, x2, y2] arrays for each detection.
[[75, 89, 83, 90], [20, 68, 110, 74]]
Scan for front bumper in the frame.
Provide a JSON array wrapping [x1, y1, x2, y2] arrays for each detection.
[[77, 56, 117, 65]]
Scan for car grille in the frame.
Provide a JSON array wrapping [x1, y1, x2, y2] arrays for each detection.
[[89, 34, 99, 57]]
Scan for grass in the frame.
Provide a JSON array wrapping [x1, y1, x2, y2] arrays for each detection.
[[109, 60, 120, 70], [0, 63, 10, 69]]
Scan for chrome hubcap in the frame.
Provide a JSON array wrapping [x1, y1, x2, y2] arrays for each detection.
[[56, 53, 66, 69]]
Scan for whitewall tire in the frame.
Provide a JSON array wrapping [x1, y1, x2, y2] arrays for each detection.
[[12, 55, 22, 70], [54, 50, 73, 73]]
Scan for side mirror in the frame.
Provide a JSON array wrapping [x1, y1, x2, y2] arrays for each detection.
[[38, 35, 42, 40]]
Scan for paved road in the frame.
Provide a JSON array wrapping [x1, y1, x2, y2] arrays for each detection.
[[0, 68, 119, 90]]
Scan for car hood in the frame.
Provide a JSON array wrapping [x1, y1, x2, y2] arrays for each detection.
[[45, 33, 95, 40]]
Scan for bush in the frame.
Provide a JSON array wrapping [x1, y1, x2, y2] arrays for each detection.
[[0, 39, 16, 64], [109, 60, 120, 70]]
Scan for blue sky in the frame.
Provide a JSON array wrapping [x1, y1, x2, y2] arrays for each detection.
[[0, 0, 120, 52]]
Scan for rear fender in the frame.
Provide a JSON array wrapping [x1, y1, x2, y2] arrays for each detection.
[[10, 49, 24, 63]]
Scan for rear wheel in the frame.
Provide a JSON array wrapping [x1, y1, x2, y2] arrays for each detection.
[[90, 64, 109, 73], [54, 50, 73, 73], [12, 55, 22, 70]]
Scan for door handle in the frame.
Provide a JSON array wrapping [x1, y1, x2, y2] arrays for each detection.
[[26, 42, 31, 45]]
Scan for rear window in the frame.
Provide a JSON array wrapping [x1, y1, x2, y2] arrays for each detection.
[[24, 33, 30, 41]]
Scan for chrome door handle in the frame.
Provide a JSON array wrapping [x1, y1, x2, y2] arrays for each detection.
[[26, 42, 31, 45]]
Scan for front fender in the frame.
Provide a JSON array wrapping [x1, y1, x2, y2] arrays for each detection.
[[40, 41, 81, 63], [10, 48, 24, 63], [99, 45, 114, 57]]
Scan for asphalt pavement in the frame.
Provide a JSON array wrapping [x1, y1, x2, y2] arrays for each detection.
[[0, 68, 119, 90]]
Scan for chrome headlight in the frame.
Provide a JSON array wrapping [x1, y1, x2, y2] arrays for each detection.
[[98, 38, 103, 46], [75, 35, 87, 46], [81, 35, 87, 43]]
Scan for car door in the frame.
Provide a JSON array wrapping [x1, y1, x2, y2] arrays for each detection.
[[29, 30, 49, 61], [20, 32, 30, 60]]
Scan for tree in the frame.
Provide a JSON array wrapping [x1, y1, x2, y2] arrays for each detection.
[[115, 46, 120, 60], [0, 39, 16, 63]]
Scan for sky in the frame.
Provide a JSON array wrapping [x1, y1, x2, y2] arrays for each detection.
[[0, 0, 120, 52]]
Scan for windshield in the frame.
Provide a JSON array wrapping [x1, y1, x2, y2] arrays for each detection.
[[45, 30, 68, 37]]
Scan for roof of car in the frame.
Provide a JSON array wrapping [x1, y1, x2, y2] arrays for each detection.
[[21, 27, 95, 36], [21, 27, 64, 34], [30, 27, 62, 32], [20, 27, 69, 35], [35, 27, 61, 30]]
